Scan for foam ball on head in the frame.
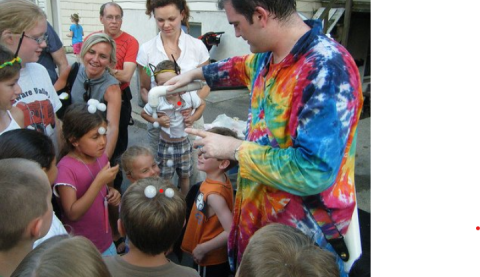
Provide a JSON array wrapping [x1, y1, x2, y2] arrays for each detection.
[[165, 188, 174, 198], [88, 105, 97, 114], [97, 103, 107, 112], [144, 185, 157, 198]]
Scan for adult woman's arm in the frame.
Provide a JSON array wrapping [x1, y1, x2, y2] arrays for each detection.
[[103, 85, 121, 159], [138, 65, 151, 104], [53, 64, 71, 91]]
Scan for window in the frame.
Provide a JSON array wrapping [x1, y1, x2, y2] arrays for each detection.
[[188, 22, 202, 38]]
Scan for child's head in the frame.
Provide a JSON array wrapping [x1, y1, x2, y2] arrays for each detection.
[[198, 127, 239, 174], [153, 59, 179, 85], [121, 145, 160, 183], [0, 129, 57, 184], [0, 158, 52, 252], [0, 44, 22, 111], [11, 235, 112, 277], [0, 44, 21, 81], [61, 103, 108, 158], [70, 13, 80, 24], [236, 223, 340, 277], [119, 177, 186, 256]]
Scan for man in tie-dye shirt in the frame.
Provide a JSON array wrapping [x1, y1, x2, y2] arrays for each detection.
[[165, 0, 363, 275]]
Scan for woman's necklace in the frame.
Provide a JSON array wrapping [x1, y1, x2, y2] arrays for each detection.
[[74, 154, 109, 233], [163, 40, 180, 58]]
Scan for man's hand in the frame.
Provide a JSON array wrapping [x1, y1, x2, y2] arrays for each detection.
[[185, 128, 242, 160], [164, 67, 204, 92]]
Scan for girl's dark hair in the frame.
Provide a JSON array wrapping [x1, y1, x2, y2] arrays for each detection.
[[0, 129, 55, 169], [60, 103, 107, 158], [217, 0, 296, 24], [0, 44, 21, 82], [145, 0, 191, 30]]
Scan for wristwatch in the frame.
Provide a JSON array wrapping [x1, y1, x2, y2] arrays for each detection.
[[234, 145, 241, 161]]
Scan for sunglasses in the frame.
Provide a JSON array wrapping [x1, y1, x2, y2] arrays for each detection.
[[149, 54, 182, 77], [171, 54, 181, 75], [83, 79, 92, 102]]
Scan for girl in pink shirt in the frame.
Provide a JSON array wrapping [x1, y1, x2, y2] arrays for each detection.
[[54, 103, 121, 255]]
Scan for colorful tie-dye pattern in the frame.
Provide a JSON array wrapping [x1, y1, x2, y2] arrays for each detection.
[[202, 20, 363, 275]]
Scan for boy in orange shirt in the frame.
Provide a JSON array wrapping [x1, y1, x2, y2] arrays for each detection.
[[181, 127, 237, 277]]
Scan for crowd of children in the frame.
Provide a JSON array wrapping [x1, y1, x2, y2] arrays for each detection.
[[0, 0, 359, 276]]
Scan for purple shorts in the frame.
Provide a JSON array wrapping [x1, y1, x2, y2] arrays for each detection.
[[72, 42, 82, 54]]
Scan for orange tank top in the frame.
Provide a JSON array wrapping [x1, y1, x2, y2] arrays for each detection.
[[181, 175, 234, 266]]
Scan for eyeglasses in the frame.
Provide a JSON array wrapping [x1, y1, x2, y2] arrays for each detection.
[[13, 32, 26, 58], [23, 33, 48, 45], [105, 15, 122, 21], [83, 79, 92, 102]]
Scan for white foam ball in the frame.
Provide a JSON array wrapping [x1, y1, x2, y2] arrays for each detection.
[[166, 160, 173, 167], [153, 122, 160, 128], [144, 185, 157, 198], [98, 127, 106, 135], [165, 188, 174, 198], [97, 103, 107, 112], [87, 99, 97, 106], [88, 105, 97, 114], [167, 147, 174, 154]]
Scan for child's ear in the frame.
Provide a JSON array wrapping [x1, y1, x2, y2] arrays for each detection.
[[125, 172, 135, 183], [28, 217, 45, 240], [68, 137, 77, 146], [1, 29, 14, 46], [117, 219, 126, 237], [219, 159, 230, 171]]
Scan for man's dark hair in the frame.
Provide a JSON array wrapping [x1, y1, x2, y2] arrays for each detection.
[[100, 2, 124, 17], [217, 0, 296, 24]]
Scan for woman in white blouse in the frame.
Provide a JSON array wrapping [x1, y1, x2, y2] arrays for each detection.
[[137, 0, 210, 186]]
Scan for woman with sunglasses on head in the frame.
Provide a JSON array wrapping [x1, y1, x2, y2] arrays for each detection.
[[137, 0, 210, 187], [68, 33, 121, 161], [0, 0, 63, 156]]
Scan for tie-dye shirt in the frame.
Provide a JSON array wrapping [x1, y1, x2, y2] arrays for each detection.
[[202, 20, 363, 275]]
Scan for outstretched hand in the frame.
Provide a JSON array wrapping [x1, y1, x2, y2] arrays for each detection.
[[164, 73, 192, 92], [185, 128, 243, 160]]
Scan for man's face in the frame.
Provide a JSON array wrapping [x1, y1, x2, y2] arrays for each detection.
[[100, 4, 123, 37], [224, 2, 261, 53]]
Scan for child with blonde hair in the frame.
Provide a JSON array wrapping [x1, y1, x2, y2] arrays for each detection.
[[236, 223, 340, 277], [0, 159, 53, 277], [121, 145, 160, 183], [54, 103, 121, 256], [0, 44, 23, 135], [141, 60, 205, 196], [12, 235, 111, 277], [104, 177, 199, 277]]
